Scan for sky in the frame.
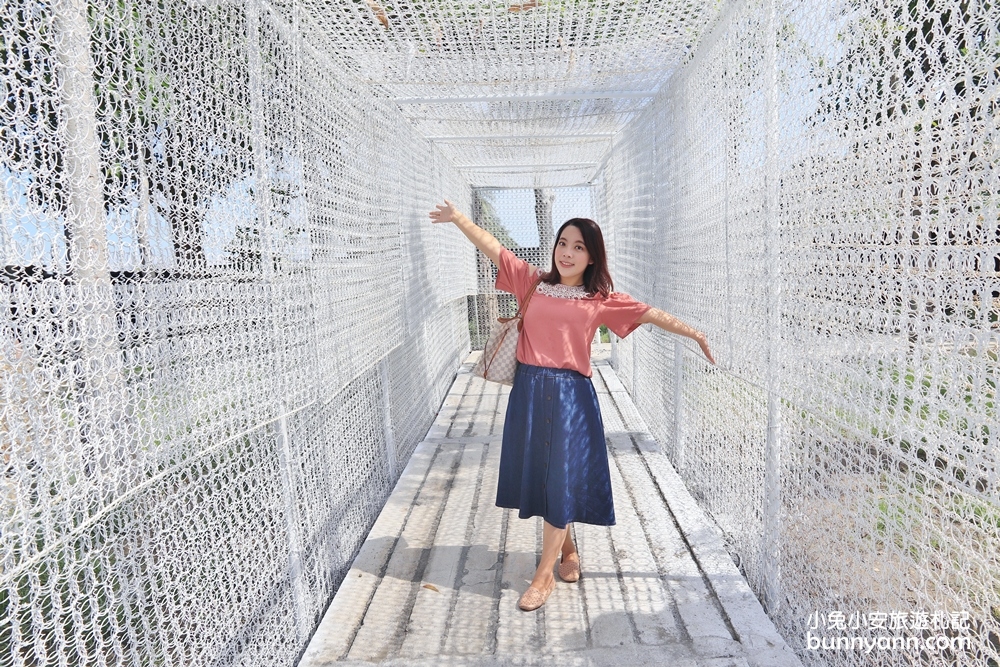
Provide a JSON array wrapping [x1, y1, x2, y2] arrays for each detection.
[[487, 186, 594, 247]]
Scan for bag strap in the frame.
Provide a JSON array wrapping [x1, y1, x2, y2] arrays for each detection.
[[497, 275, 543, 330], [516, 275, 543, 317]]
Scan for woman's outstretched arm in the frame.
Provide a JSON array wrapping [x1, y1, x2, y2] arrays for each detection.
[[429, 200, 504, 266], [637, 308, 716, 365]]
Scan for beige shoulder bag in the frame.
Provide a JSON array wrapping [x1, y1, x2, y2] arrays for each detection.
[[472, 276, 543, 386]]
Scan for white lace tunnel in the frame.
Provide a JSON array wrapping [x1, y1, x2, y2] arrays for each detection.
[[1, 1, 997, 666]]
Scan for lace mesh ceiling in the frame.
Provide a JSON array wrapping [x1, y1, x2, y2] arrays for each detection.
[[303, 0, 724, 187]]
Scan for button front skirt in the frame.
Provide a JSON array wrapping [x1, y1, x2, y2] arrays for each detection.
[[495, 363, 615, 529]]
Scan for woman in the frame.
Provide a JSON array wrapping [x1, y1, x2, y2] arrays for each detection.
[[429, 200, 715, 611]]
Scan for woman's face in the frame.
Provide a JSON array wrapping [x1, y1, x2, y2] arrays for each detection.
[[554, 225, 592, 286]]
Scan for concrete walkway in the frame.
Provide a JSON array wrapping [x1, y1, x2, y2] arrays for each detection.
[[299, 351, 802, 667]]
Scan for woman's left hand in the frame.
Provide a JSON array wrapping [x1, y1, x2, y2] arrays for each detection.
[[695, 332, 716, 365]]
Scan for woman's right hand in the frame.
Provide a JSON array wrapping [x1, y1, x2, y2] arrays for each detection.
[[429, 200, 460, 224], [428, 198, 504, 265]]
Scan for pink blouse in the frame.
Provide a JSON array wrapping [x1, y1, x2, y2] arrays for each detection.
[[495, 248, 651, 378]]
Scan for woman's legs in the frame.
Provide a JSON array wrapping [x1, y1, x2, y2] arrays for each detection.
[[530, 521, 578, 589], [520, 521, 563, 610], [561, 524, 576, 557], [530, 521, 566, 589], [558, 523, 581, 582], [521, 522, 582, 609]]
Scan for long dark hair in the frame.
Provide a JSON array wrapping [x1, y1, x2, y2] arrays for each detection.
[[541, 218, 614, 298]]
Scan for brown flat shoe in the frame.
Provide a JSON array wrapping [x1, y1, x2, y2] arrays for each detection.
[[558, 553, 580, 583], [518, 580, 555, 611]]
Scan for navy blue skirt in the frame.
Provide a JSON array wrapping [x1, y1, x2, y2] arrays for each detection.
[[495, 363, 615, 529]]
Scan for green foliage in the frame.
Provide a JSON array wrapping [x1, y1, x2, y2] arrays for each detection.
[[812, 0, 999, 139], [0, 2, 65, 211], [88, 0, 173, 193], [475, 193, 520, 249], [0, 525, 164, 666]]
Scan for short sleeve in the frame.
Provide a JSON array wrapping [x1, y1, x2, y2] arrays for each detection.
[[600, 292, 651, 338], [495, 247, 540, 302]]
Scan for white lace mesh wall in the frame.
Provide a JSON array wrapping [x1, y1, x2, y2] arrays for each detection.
[[600, 1, 999, 665], [1, 1, 473, 664]]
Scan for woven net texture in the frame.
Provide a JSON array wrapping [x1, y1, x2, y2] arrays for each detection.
[[1, 0, 475, 664], [600, 1, 1000, 665], [2, 0, 998, 666]]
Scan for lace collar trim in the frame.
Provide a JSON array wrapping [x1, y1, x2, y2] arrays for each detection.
[[536, 280, 592, 300]]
